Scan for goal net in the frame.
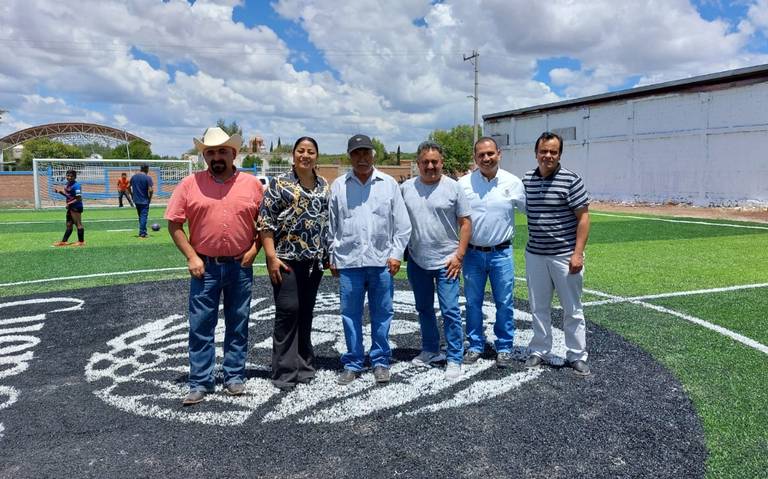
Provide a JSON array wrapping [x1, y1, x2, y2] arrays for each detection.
[[32, 158, 199, 209]]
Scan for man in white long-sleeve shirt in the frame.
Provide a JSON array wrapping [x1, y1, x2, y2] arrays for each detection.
[[329, 134, 412, 385]]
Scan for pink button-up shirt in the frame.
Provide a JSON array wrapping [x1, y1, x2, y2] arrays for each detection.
[[165, 170, 263, 257]]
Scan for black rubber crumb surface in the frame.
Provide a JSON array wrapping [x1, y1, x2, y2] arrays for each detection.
[[0, 277, 706, 478]]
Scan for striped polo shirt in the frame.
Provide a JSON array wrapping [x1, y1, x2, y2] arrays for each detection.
[[523, 165, 589, 255]]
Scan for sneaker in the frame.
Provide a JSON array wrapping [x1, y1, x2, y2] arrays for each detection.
[[525, 355, 544, 369], [373, 365, 391, 384], [71, 241, 86, 247], [568, 360, 591, 377], [182, 390, 207, 406], [445, 362, 463, 380], [52, 241, 70, 247], [336, 369, 359, 386], [224, 382, 245, 396], [412, 350, 446, 367], [463, 350, 481, 364], [138, 235, 148, 239], [496, 352, 514, 369]]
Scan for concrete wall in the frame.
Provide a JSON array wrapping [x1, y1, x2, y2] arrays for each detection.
[[485, 82, 768, 206]]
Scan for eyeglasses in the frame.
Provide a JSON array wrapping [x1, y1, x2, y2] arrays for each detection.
[[204, 147, 232, 157]]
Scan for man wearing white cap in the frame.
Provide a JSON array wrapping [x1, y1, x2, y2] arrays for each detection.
[[165, 127, 263, 406], [328, 134, 411, 385]]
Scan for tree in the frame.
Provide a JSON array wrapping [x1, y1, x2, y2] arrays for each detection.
[[216, 118, 243, 138], [371, 137, 390, 164], [277, 137, 281, 148], [18, 138, 84, 169], [269, 141, 273, 153], [241, 155, 261, 169], [396, 145, 401, 164], [109, 140, 154, 160], [428, 124, 480, 174]]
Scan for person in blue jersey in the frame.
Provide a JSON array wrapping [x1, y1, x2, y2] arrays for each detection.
[[129, 164, 154, 238], [52, 169, 85, 247], [523, 131, 591, 376], [458, 137, 526, 368], [328, 134, 412, 386], [400, 141, 472, 380]]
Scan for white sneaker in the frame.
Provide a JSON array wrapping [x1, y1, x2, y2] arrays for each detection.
[[445, 362, 462, 380], [412, 350, 446, 367]]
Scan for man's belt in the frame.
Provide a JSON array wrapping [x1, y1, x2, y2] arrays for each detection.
[[198, 254, 239, 264], [468, 241, 511, 252]]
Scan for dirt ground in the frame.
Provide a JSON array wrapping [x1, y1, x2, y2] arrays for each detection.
[[591, 201, 768, 224]]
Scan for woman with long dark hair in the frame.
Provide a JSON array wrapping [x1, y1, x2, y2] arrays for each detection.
[[258, 137, 329, 391]]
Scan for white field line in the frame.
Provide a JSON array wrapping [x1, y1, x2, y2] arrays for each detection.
[[0, 218, 149, 225], [583, 282, 768, 307], [591, 212, 768, 230], [518, 275, 768, 355], [0, 264, 267, 287], [582, 284, 768, 355], [106, 229, 134, 232]]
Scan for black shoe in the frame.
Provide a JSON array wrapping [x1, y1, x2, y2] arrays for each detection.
[[273, 383, 295, 392], [525, 355, 544, 369], [337, 369, 359, 386], [463, 350, 481, 364], [568, 360, 591, 377], [373, 365, 390, 384], [496, 352, 514, 369]]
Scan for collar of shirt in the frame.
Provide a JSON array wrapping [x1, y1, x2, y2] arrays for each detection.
[[345, 167, 383, 187], [207, 167, 239, 184], [533, 164, 562, 180]]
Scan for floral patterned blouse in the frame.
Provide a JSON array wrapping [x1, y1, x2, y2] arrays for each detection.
[[257, 168, 330, 262]]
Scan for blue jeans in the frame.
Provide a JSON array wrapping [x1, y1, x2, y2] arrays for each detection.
[[135, 203, 150, 236], [339, 267, 393, 371], [187, 260, 253, 391], [462, 246, 516, 353], [407, 261, 464, 364]]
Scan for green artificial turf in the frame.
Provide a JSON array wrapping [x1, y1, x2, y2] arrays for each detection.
[[1, 207, 767, 479]]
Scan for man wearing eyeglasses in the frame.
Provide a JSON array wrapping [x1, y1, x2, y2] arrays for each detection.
[[165, 127, 264, 406]]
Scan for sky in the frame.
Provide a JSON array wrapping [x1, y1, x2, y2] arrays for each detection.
[[1, 0, 768, 156]]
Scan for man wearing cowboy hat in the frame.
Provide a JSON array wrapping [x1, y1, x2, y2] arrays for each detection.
[[165, 126, 264, 406]]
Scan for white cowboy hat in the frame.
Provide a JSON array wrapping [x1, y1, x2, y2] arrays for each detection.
[[193, 127, 242, 154]]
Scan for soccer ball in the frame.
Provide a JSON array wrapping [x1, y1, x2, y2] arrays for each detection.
[[151, 223, 161, 232]]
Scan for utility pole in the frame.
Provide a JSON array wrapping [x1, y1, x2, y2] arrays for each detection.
[[464, 50, 479, 144]]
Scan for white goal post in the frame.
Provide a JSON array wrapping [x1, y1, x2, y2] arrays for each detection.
[[32, 158, 198, 209]]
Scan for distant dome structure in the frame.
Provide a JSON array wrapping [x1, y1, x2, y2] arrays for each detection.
[[0, 122, 150, 164]]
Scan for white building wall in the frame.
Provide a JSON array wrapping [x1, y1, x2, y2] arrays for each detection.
[[492, 82, 768, 206]]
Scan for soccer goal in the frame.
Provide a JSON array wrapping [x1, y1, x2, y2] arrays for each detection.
[[32, 158, 198, 209]]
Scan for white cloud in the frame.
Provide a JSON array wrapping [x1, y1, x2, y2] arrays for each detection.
[[1, 0, 767, 155]]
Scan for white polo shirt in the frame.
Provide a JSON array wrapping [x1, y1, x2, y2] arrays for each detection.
[[458, 168, 526, 247]]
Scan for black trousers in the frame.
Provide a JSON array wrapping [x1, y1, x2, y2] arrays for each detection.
[[271, 259, 323, 388]]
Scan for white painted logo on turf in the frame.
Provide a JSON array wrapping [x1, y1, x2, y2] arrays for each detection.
[[0, 298, 84, 439], [85, 292, 567, 425]]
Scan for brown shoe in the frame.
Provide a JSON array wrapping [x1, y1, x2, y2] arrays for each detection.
[[182, 390, 207, 406], [337, 369, 360, 386], [71, 241, 86, 247], [52, 241, 70, 247], [224, 382, 245, 396]]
